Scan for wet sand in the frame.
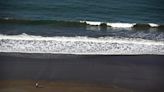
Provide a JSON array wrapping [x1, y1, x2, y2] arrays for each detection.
[[0, 80, 131, 92], [0, 53, 164, 92]]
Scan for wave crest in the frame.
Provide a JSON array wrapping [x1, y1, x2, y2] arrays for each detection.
[[1, 18, 164, 28]]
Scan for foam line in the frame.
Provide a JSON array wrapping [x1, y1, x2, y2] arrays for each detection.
[[0, 34, 164, 55], [80, 21, 102, 26], [80, 20, 160, 28], [0, 18, 162, 28], [107, 23, 136, 28], [149, 23, 159, 27]]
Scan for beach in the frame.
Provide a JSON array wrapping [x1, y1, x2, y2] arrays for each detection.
[[0, 53, 164, 92], [0, 0, 164, 92], [0, 80, 131, 92]]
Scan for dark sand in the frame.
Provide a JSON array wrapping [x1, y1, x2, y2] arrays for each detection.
[[0, 53, 164, 92], [0, 80, 131, 92]]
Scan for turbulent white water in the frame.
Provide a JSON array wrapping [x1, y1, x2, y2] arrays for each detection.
[[0, 33, 164, 55], [80, 21, 160, 28]]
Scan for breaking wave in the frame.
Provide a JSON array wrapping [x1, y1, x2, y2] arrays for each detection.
[[1, 18, 164, 29], [0, 33, 164, 55]]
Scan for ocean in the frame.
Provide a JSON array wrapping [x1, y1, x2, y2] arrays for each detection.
[[0, 0, 164, 54], [0, 0, 164, 92]]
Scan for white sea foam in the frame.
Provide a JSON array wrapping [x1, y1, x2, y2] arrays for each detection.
[[0, 34, 164, 55], [80, 21, 102, 26], [149, 23, 159, 27], [107, 23, 135, 28], [80, 21, 162, 28]]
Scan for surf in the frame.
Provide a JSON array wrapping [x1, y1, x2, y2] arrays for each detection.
[[1, 18, 164, 29], [0, 33, 164, 55]]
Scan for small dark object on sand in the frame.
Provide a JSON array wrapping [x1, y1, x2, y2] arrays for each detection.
[[35, 82, 39, 88], [35, 82, 44, 88]]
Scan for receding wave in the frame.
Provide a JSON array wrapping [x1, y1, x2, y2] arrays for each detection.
[[0, 33, 164, 55], [1, 18, 164, 29]]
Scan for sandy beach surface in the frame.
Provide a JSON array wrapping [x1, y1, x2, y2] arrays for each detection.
[[0, 53, 164, 92], [0, 80, 132, 92]]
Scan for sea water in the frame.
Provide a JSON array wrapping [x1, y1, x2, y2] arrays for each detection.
[[0, 0, 164, 54]]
